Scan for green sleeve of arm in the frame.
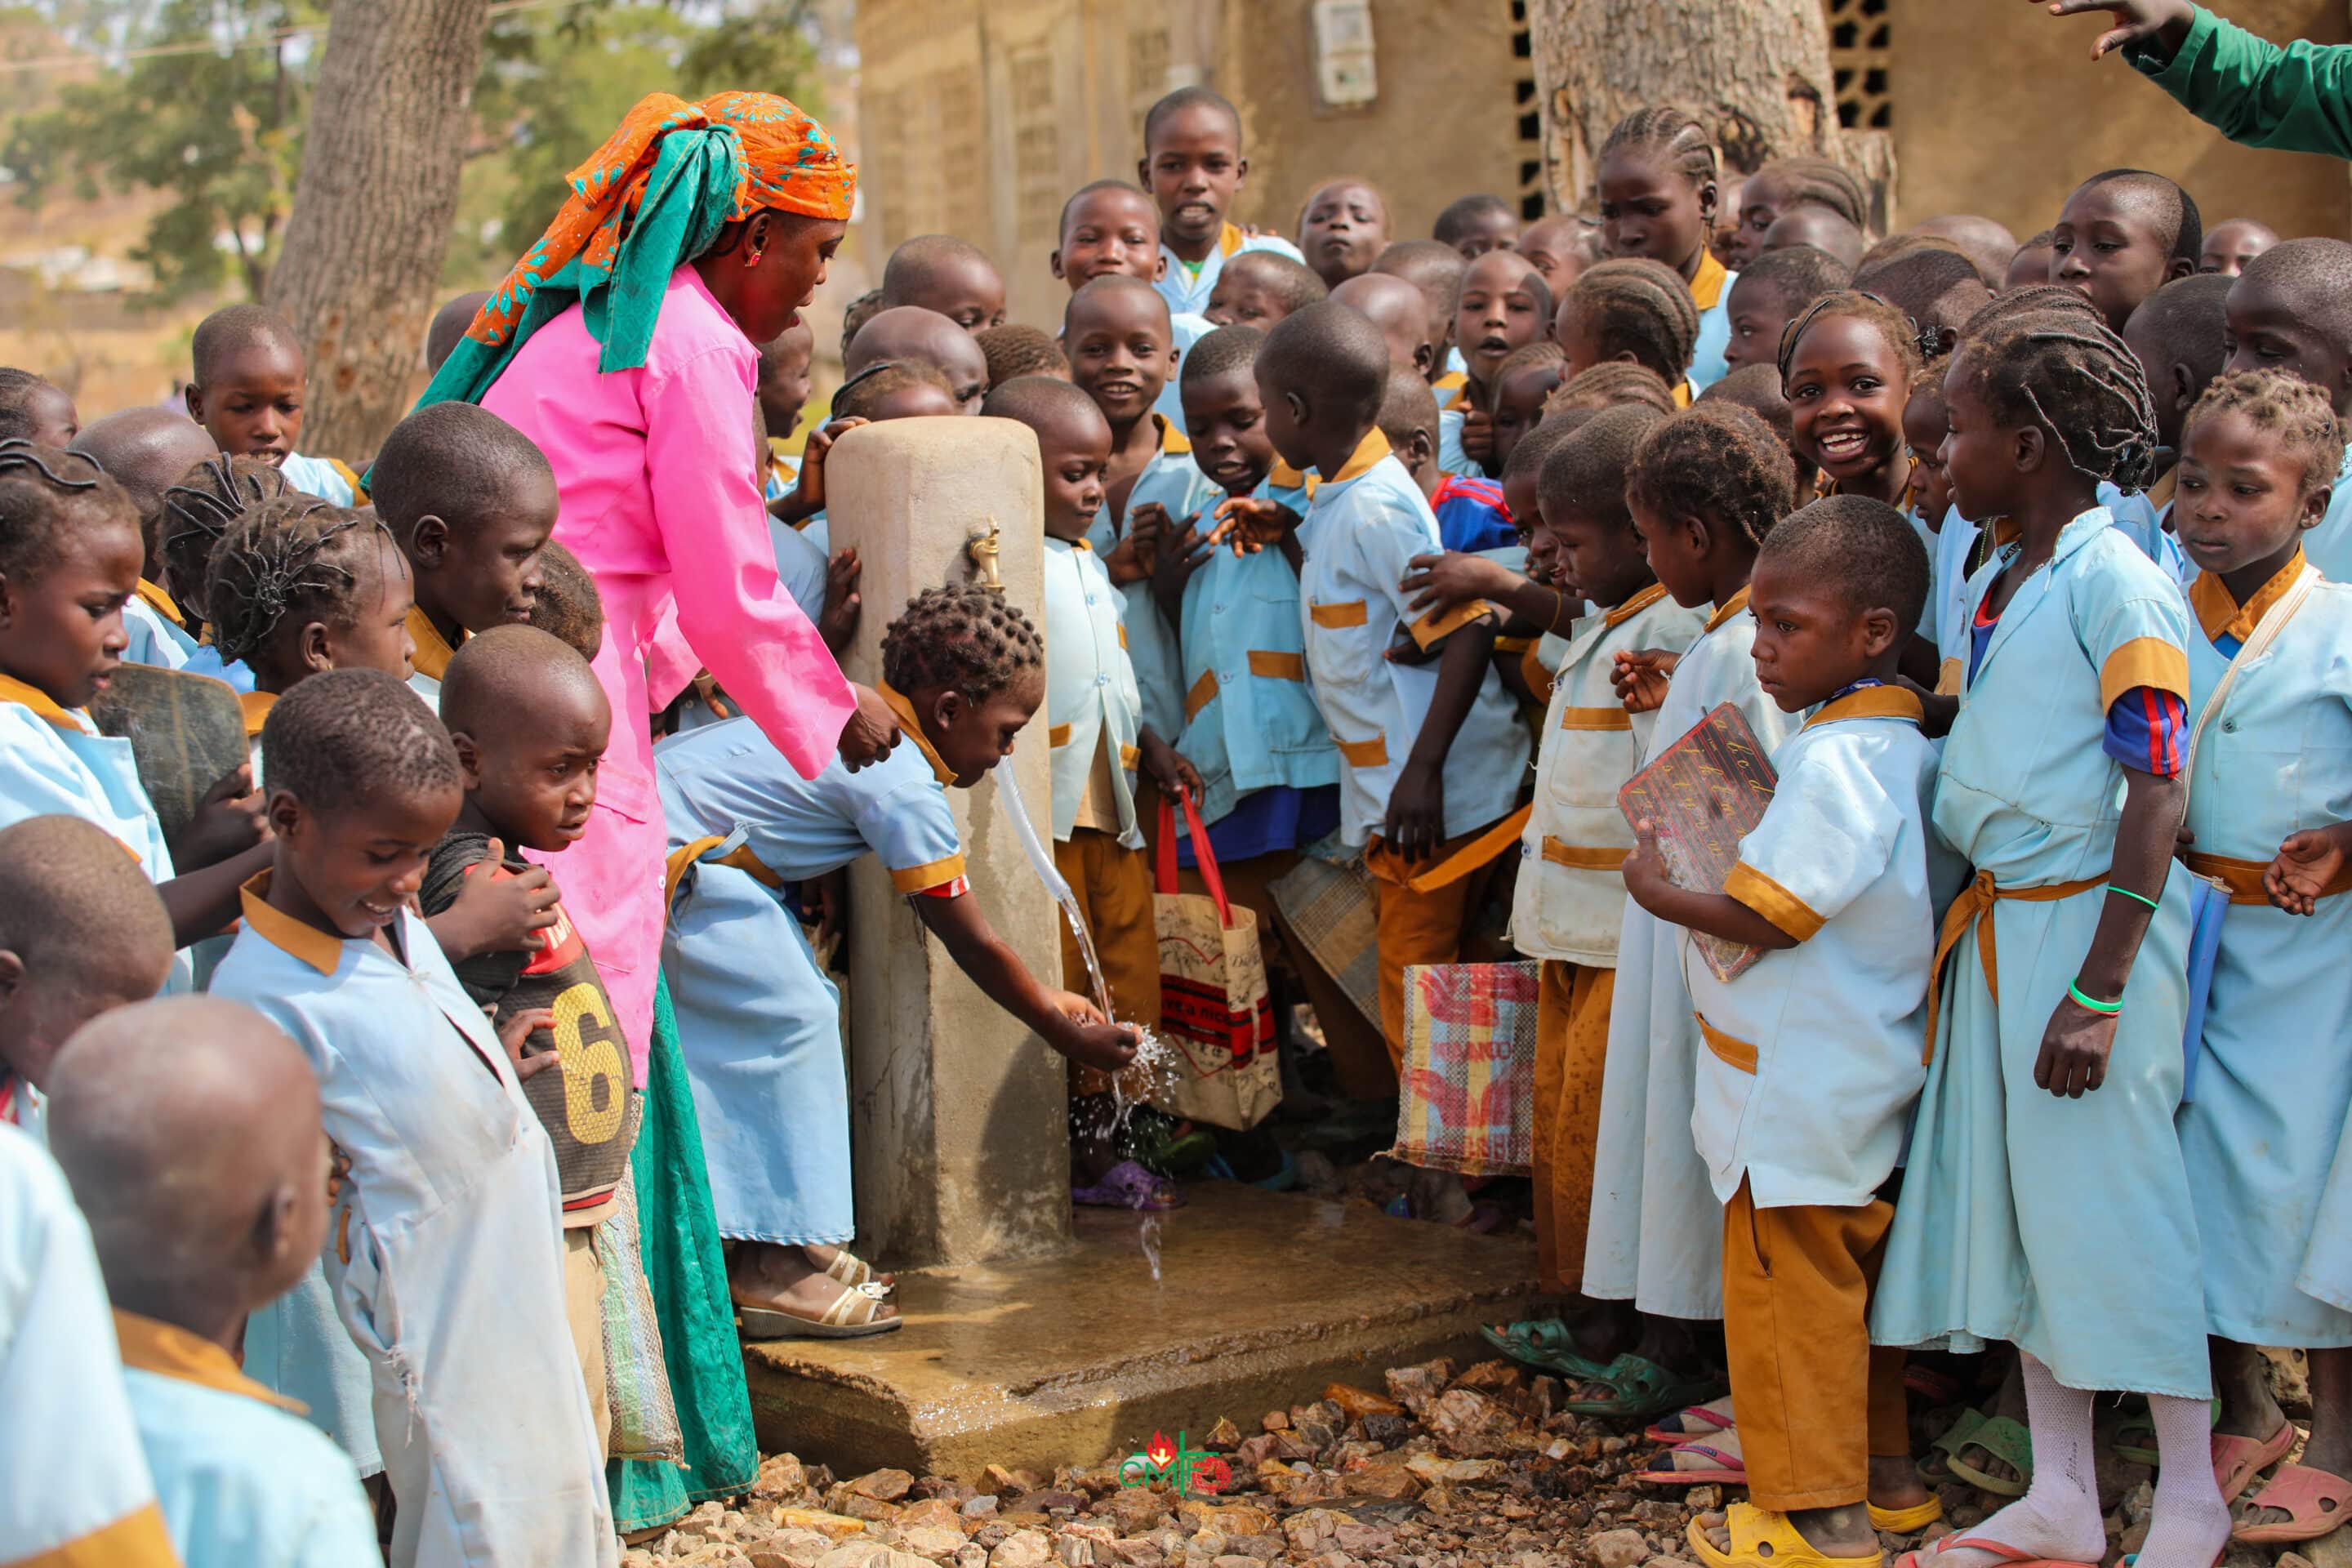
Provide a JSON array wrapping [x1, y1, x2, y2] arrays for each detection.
[[2124, 2, 2352, 158]]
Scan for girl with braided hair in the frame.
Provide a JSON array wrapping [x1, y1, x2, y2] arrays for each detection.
[[1557, 258, 1704, 403], [657, 586, 1137, 1336], [1870, 297, 2231, 1568], [1724, 157, 1871, 271], [1597, 107, 1736, 390], [1781, 290, 1922, 513], [157, 452, 292, 694]]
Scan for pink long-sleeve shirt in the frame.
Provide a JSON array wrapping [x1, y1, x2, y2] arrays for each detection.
[[482, 265, 854, 1079]]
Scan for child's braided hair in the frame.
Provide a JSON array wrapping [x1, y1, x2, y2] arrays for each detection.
[[204, 496, 398, 669], [1752, 157, 1869, 229], [1775, 289, 1922, 388], [1565, 259, 1701, 385], [1546, 362, 1677, 418], [1599, 106, 1718, 190], [1955, 287, 2159, 492], [1489, 341, 1568, 411], [2182, 368, 2347, 501], [0, 439, 133, 583], [881, 584, 1044, 705], [1626, 403, 1795, 547], [161, 454, 291, 571]]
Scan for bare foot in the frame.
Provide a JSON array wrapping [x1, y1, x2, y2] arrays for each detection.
[[729, 1240, 898, 1325], [1870, 1453, 1931, 1513]]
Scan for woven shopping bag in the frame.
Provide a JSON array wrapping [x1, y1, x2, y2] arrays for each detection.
[[1392, 960, 1540, 1176], [597, 1157, 684, 1463], [1150, 788, 1281, 1132]]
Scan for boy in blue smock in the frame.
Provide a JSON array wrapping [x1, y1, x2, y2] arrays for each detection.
[[2221, 240, 2352, 581], [1624, 497, 1942, 1568], [1870, 292, 2229, 1568], [209, 670, 616, 1568], [659, 585, 1140, 1329], [1232, 301, 1529, 1075], [184, 305, 367, 507], [47, 996, 380, 1568], [1136, 88, 1304, 323]]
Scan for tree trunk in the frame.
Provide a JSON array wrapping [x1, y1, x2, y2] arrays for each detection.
[[265, 0, 492, 461], [1528, 0, 1891, 224]]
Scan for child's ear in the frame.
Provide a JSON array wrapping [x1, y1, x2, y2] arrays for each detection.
[[183, 384, 204, 425], [258, 1179, 301, 1275], [1679, 511, 1713, 557], [2012, 423, 2047, 474], [1860, 605, 1901, 658], [1407, 429, 1436, 473], [0, 948, 21, 1006], [2167, 256, 2197, 283], [1234, 154, 1250, 189], [299, 621, 333, 675], [450, 730, 486, 788], [265, 789, 304, 844], [1152, 253, 1169, 283], [412, 515, 450, 568], [929, 688, 965, 737], [1697, 177, 1718, 227], [1413, 342, 1434, 378], [1135, 155, 1151, 189], [1285, 389, 1310, 426], [2170, 362, 2197, 416], [2302, 482, 2332, 532], [0, 568, 13, 630], [1049, 248, 1066, 281]]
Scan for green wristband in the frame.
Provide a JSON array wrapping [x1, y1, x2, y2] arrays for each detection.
[[2106, 884, 2161, 912], [2069, 979, 2123, 1014]]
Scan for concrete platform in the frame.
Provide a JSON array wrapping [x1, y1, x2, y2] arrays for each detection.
[[742, 1183, 1539, 1481]]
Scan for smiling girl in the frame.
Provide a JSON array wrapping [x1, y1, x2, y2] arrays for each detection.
[[1781, 292, 1922, 511]]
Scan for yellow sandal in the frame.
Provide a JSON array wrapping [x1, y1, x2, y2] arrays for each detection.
[[1688, 1503, 1886, 1568]]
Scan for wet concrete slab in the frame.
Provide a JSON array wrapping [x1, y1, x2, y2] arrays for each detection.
[[740, 1181, 1539, 1480]]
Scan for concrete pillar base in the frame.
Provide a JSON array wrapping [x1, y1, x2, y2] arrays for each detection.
[[740, 1183, 1539, 1480]]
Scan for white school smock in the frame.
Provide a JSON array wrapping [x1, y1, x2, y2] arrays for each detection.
[[2171, 559, 2352, 1347], [1045, 536, 1146, 847], [1154, 223, 1304, 319], [1512, 584, 1708, 966], [1689, 687, 1938, 1209], [209, 880, 617, 1568], [2301, 444, 2352, 585], [116, 1310, 381, 1568], [278, 452, 359, 507], [1090, 415, 1206, 743], [1173, 465, 1339, 826], [1295, 430, 1529, 848], [656, 701, 967, 1244], [2100, 473, 2191, 586], [1581, 586, 1796, 1319], [0, 1125, 180, 1568], [1870, 508, 2208, 1399]]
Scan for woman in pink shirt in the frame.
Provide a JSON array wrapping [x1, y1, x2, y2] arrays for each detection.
[[409, 90, 895, 1532]]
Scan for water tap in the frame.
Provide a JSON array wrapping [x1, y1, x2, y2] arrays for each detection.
[[966, 516, 1003, 590]]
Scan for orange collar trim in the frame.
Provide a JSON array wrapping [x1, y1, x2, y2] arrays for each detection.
[[236, 870, 345, 976], [1218, 221, 1246, 258], [238, 689, 276, 738], [1603, 581, 1670, 628], [1672, 381, 1695, 409], [2189, 548, 2305, 645], [406, 607, 464, 681], [877, 681, 957, 786], [0, 671, 90, 733], [114, 1310, 305, 1414], [1267, 457, 1315, 492], [1703, 584, 1753, 634], [1325, 429, 1393, 485], [135, 578, 186, 628], [1803, 684, 1926, 731], [1691, 249, 1731, 313], [1151, 412, 1192, 457]]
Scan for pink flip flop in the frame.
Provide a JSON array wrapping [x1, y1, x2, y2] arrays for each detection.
[[1646, 1396, 1737, 1446], [1636, 1439, 1746, 1487], [1892, 1536, 2100, 1568], [2234, 1463, 2352, 1544], [2212, 1421, 2297, 1504]]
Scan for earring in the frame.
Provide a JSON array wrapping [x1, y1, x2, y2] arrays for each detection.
[[745, 248, 764, 268]]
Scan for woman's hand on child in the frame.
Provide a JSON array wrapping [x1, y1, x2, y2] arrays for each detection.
[[492, 1005, 563, 1081], [819, 546, 862, 657], [1401, 550, 1512, 616], [1612, 648, 1677, 713], [429, 840, 560, 962], [2033, 0, 2196, 60], [1207, 496, 1299, 554], [2034, 994, 2117, 1098], [1383, 759, 1446, 862], [2265, 828, 2349, 917], [838, 683, 902, 771], [171, 764, 270, 871]]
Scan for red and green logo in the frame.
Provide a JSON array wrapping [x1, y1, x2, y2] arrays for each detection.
[[1117, 1430, 1230, 1495]]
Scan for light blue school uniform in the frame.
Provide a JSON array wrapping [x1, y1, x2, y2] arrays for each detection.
[[124, 592, 198, 670], [801, 509, 829, 555], [1045, 535, 1147, 845], [1090, 416, 1206, 745], [1154, 225, 1305, 319], [210, 882, 617, 1568], [657, 712, 966, 1245], [0, 1125, 178, 1568], [1583, 586, 1796, 1319], [117, 1312, 380, 1568], [1294, 430, 1528, 849], [1871, 509, 2208, 1398], [183, 639, 257, 693], [2301, 445, 2352, 585], [1172, 467, 1339, 826], [2100, 476, 2192, 585], [1437, 381, 1481, 479], [1152, 310, 1214, 438], [1690, 257, 1737, 392], [1690, 687, 1941, 1209], [2172, 559, 2352, 1346], [0, 679, 176, 883], [276, 452, 358, 507]]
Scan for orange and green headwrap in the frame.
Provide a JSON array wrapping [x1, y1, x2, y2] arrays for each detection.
[[412, 90, 855, 416]]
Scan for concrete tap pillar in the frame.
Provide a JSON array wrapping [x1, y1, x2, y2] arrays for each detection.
[[825, 416, 1073, 1267]]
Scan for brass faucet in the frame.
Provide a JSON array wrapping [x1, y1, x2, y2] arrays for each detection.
[[966, 515, 1003, 590]]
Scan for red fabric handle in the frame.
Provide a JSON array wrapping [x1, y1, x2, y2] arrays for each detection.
[[1155, 786, 1234, 928]]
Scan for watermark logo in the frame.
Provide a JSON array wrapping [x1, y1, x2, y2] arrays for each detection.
[[1117, 1430, 1231, 1496]]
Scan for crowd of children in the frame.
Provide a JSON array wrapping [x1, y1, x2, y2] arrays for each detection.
[[6, 42, 2352, 1568]]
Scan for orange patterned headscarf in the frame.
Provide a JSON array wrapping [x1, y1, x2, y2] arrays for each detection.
[[417, 90, 855, 409]]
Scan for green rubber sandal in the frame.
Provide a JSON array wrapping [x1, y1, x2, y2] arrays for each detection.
[[1948, 1413, 2034, 1497], [1919, 1406, 1986, 1485], [1558, 1352, 1726, 1423], [2112, 1396, 2218, 1468], [1478, 1318, 1612, 1381]]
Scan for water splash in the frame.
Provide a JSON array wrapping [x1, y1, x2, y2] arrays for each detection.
[[1138, 1213, 1164, 1284]]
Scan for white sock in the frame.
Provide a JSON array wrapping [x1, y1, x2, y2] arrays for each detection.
[[2139, 1392, 2232, 1568], [1936, 1353, 2107, 1568]]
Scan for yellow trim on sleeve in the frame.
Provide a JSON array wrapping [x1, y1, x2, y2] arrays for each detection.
[[1690, 249, 1730, 312], [1936, 657, 1964, 697], [1119, 743, 1140, 770], [890, 853, 969, 893], [114, 1309, 305, 1412], [1325, 428, 1392, 483], [1117, 622, 1127, 649], [1246, 649, 1307, 680], [1335, 734, 1388, 768], [134, 577, 185, 627], [1702, 584, 1752, 634], [1047, 723, 1073, 747], [15, 1501, 180, 1567], [2098, 635, 2191, 710], [1409, 597, 1494, 649], [1309, 599, 1369, 629], [1725, 861, 1824, 942], [1558, 705, 1633, 732], [405, 606, 464, 680], [1694, 1011, 1758, 1074], [236, 871, 344, 976], [1184, 667, 1219, 721], [238, 688, 276, 737], [1542, 838, 1626, 871], [0, 672, 91, 733]]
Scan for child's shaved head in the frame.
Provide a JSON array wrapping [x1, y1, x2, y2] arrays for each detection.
[[526, 540, 603, 662], [978, 323, 1071, 386], [1759, 492, 1929, 633], [1330, 272, 1436, 376], [368, 402, 555, 541], [1377, 364, 1441, 458], [47, 996, 328, 1327], [425, 291, 492, 375], [70, 408, 216, 566], [190, 303, 305, 388], [880, 234, 1007, 333], [440, 623, 602, 742], [844, 306, 990, 414], [0, 814, 175, 1091], [1260, 301, 1388, 421], [1373, 240, 1470, 375], [265, 667, 460, 820]]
